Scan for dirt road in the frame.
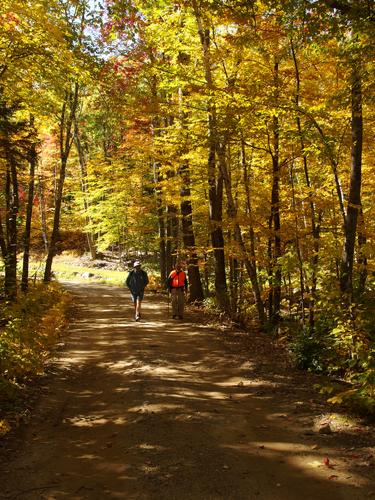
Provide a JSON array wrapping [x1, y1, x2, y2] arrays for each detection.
[[0, 283, 374, 499]]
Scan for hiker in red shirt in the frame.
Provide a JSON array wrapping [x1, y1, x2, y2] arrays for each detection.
[[167, 262, 188, 320]]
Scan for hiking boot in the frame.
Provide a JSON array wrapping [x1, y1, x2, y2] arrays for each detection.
[[135, 315, 140, 322]]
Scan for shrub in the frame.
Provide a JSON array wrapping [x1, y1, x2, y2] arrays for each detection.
[[0, 283, 71, 401]]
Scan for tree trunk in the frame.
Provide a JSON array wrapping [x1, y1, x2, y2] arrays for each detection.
[[268, 59, 282, 324], [74, 117, 97, 259], [37, 172, 48, 253], [0, 212, 7, 263], [166, 204, 178, 272], [241, 140, 265, 318], [154, 168, 167, 284], [180, 160, 204, 303], [290, 164, 305, 323], [357, 207, 367, 295], [4, 143, 19, 300], [192, 0, 229, 310], [291, 39, 323, 332], [340, 59, 363, 295], [44, 155, 67, 282], [44, 83, 79, 282], [217, 143, 266, 324], [177, 87, 204, 303], [21, 123, 37, 292]]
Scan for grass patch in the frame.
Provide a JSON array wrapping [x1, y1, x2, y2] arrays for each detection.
[[28, 259, 127, 286], [28, 257, 161, 290]]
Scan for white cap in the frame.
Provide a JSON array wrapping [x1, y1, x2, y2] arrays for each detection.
[[133, 260, 141, 267]]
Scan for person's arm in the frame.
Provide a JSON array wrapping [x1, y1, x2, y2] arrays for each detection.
[[125, 271, 132, 289], [144, 271, 149, 287], [166, 278, 171, 291], [166, 272, 172, 291], [184, 272, 188, 292]]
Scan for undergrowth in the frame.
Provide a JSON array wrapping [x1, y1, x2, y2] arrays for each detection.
[[290, 286, 375, 416], [0, 283, 71, 434]]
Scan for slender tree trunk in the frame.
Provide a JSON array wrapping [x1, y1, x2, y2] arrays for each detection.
[[180, 161, 204, 302], [4, 141, 19, 300], [291, 39, 323, 331], [192, 0, 229, 310], [290, 164, 305, 323], [268, 59, 282, 324], [74, 118, 97, 259], [44, 83, 79, 282], [21, 123, 37, 292], [37, 172, 48, 253], [166, 204, 178, 271], [241, 139, 264, 310], [340, 59, 363, 295], [357, 207, 367, 295], [177, 87, 204, 303], [210, 163, 228, 310], [0, 212, 7, 262], [44, 156, 67, 281], [154, 164, 167, 283], [150, 73, 168, 284], [217, 143, 266, 324]]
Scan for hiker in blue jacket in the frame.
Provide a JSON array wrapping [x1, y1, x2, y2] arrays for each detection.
[[126, 260, 149, 321]]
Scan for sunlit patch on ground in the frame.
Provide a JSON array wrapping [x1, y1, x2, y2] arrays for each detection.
[[64, 415, 128, 427], [130, 403, 184, 414], [97, 360, 139, 370], [137, 443, 167, 451], [65, 415, 109, 427], [140, 464, 160, 474]]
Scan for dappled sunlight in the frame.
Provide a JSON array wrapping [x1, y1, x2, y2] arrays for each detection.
[[216, 376, 265, 387], [64, 414, 128, 427], [129, 403, 185, 414], [137, 443, 167, 451], [76, 454, 99, 460], [223, 440, 372, 488], [97, 360, 139, 370], [168, 389, 227, 400], [66, 416, 110, 427], [6, 282, 369, 499], [138, 365, 187, 377]]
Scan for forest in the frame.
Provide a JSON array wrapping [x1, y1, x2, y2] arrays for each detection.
[[0, 0, 374, 414]]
